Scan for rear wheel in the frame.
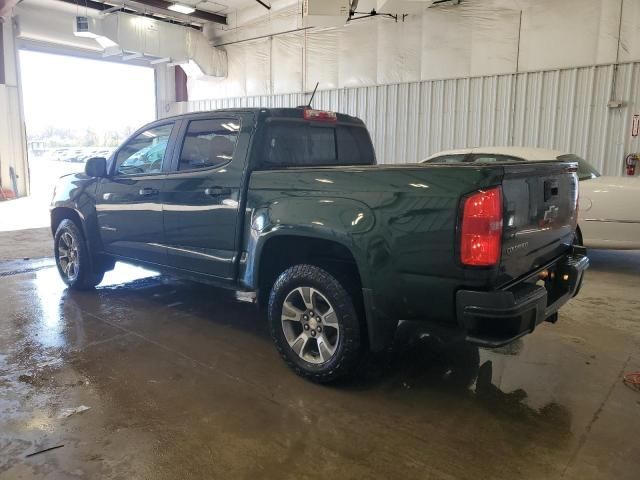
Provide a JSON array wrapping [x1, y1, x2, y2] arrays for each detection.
[[54, 219, 105, 290], [573, 226, 585, 296], [574, 225, 584, 247], [268, 264, 363, 383]]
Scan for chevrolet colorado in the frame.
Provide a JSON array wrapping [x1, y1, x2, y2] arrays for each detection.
[[51, 108, 588, 382]]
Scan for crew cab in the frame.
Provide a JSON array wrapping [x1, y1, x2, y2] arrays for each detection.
[[51, 108, 588, 382]]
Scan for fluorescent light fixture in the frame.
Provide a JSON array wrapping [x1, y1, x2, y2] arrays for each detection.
[[168, 3, 196, 14]]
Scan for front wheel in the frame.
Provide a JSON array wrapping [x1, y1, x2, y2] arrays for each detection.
[[268, 264, 364, 383], [54, 219, 105, 290]]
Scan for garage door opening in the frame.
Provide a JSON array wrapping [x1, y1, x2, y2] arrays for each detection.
[[0, 50, 155, 234]]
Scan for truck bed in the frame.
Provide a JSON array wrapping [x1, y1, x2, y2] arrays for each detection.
[[245, 161, 579, 327]]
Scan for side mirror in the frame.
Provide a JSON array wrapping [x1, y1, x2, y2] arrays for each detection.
[[85, 157, 107, 177]]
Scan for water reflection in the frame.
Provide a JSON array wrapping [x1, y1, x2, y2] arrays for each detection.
[[30, 262, 160, 352], [355, 321, 571, 426], [45, 261, 569, 429], [32, 268, 66, 350], [99, 262, 160, 288]]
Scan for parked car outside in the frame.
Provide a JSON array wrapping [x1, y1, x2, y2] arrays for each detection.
[[423, 147, 640, 250], [51, 110, 587, 382]]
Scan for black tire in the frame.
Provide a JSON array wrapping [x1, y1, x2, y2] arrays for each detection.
[[573, 226, 585, 297], [268, 264, 364, 383], [574, 226, 584, 247], [54, 219, 105, 290]]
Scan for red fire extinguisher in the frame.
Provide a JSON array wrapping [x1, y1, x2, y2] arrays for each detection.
[[626, 153, 639, 176]]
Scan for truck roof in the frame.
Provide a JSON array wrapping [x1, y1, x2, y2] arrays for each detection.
[[160, 108, 366, 126]]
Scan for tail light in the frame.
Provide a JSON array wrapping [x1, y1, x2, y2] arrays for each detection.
[[460, 187, 503, 266]]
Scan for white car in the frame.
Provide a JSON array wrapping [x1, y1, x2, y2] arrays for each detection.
[[422, 147, 640, 250]]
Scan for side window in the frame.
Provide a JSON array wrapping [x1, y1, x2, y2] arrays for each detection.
[[470, 154, 524, 163], [424, 154, 467, 164], [178, 118, 240, 171], [114, 124, 174, 176]]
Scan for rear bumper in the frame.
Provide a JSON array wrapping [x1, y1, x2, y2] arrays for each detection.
[[456, 247, 589, 348]]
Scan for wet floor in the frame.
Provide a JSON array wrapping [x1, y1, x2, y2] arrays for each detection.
[[1, 251, 639, 479]]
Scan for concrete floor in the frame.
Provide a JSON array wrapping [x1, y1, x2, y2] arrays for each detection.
[[0, 156, 84, 262], [0, 227, 51, 262], [1, 249, 639, 479]]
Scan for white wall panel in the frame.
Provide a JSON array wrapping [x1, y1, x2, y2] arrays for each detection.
[[421, 9, 471, 80], [245, 39, 271, 96], [377, 14, 421, 85], [338, 21, 377, 88], [272, 33, 303, 94], [186, 62, 640, 177], [519, 0, 604, 71], [620, 0, 640, 63], [469, 8, 520, 77], [306, 29, 339, 90], [190, 0, 640, 101]]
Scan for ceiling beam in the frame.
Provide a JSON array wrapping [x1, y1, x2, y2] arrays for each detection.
[[56, 0, 226, 26], [132, 0, 226, 24]]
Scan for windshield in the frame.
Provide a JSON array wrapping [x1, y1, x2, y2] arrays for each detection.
[[557, 154, 601, 181]]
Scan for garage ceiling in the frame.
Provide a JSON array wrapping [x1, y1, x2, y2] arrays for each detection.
[[175, 0, 264, 15], [20, 0, 268, 27]]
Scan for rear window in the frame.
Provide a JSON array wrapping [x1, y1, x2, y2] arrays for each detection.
[[260, 122, 375, 168]]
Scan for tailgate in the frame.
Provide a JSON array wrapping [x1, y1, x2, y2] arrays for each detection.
[[499, 161, 579, 286]]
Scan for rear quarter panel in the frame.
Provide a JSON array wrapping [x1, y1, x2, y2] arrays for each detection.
[[242, 165, 503, 325]]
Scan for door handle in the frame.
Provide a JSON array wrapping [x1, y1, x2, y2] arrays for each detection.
[[204, 187, 231, 197], [139, 187, 159, 197]]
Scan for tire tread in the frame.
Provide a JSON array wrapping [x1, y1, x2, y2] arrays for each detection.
[[268, 264, 363, 383], [54, 219, 104, 290]]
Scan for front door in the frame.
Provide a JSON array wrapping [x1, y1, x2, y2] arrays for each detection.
[[162, 114, 249, 279], [96, 122, 177, 266]]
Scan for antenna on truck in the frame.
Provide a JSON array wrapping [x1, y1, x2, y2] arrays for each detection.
[[307, 82, 319, 108]]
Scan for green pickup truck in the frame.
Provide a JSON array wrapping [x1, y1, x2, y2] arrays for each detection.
[[51, 107, 588, 382]]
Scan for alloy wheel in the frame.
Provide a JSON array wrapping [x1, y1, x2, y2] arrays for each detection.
[[58, 231, 79, 282], [281, 286, 340, 364]]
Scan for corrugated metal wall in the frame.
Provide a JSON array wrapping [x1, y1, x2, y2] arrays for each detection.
[[185, 62, 640, 176]]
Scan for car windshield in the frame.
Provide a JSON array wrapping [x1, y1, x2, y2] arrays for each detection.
[[557, 154, 601, 181]]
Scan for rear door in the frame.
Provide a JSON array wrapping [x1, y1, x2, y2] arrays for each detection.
[[96, 122, 178, 265], [162, 113, 253, 279], [499, 161, 579, 284]]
